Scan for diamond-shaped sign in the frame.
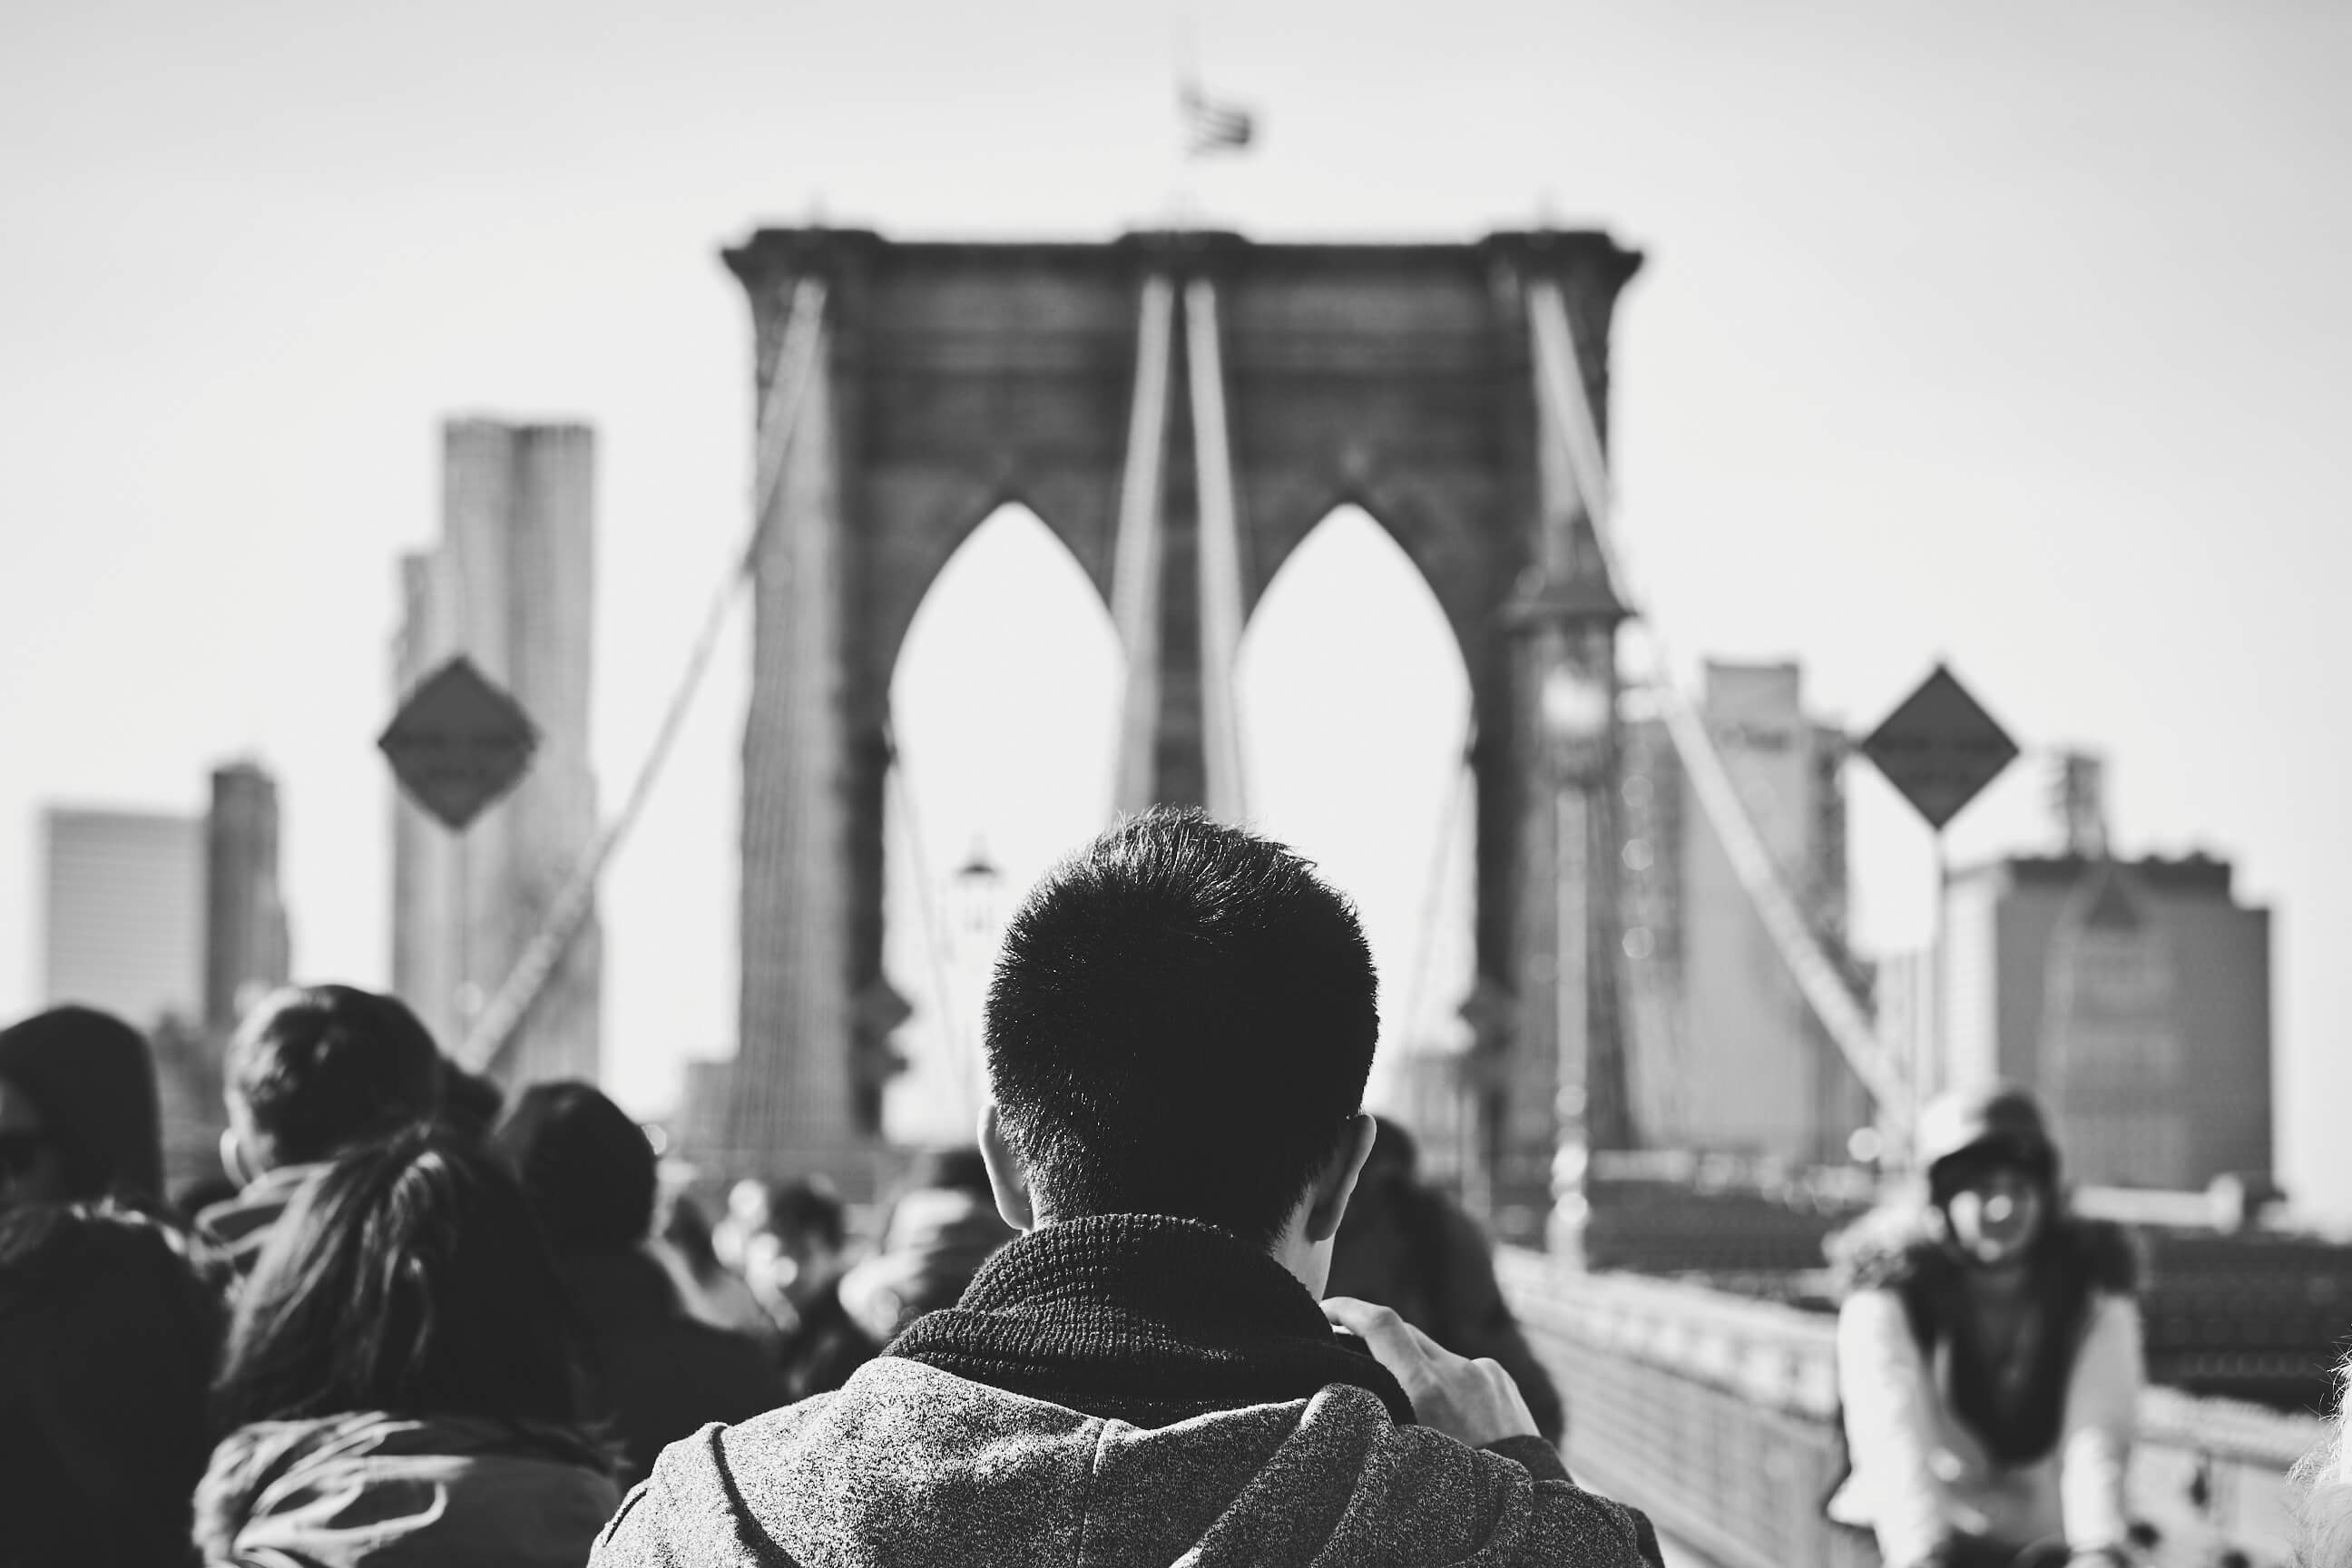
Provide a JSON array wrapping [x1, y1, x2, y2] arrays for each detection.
[[379, 655, 539, 831], [1860, 663, 2018, 832]]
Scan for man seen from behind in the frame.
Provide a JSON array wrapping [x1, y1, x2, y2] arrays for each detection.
[[596, 808, 1661, 1567]]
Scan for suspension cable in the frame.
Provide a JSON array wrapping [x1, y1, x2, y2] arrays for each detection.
[[462, 278, 830, 1075], [1525, 279, 1906, 1129]]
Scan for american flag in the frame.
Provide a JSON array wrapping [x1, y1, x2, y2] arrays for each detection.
[[1180, 82, 1254, 156]]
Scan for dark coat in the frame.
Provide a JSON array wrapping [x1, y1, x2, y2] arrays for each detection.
[[563, 1249, 782, 1482], [773, 1277, 876, 1405], [0, 1204, 218, 1568]]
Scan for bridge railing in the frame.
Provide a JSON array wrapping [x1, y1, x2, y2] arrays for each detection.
[[1496, 1248, 2327, 1568]]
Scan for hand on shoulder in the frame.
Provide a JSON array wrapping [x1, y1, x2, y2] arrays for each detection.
[[1320, 1295, 1537, 1449]]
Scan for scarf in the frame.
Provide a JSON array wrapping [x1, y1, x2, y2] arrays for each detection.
[[885, 1212, 1416, 1429]]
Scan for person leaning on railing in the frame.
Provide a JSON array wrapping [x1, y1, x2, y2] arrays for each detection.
[[1826, 1084, 2144, 1568]]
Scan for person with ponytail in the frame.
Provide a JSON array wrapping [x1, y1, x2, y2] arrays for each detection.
[[1828, 1083, 2144, 1568], [194, 1126, 618, 1566]]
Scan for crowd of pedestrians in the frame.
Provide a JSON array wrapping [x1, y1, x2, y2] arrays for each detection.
[[0, 808, 2347, 1566]]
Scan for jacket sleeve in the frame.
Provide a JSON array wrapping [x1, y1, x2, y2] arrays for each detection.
[[1836, 1289, 1948, 1567], [2057, 1292, 2142, 1553]]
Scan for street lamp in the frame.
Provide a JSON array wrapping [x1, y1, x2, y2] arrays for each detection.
[[942, 837, 1004, 1123], [948, 838, 1003, 948], [1504, 515, 1634, 1264]]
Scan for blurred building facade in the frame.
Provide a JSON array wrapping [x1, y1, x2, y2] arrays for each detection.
[[1942, 852, 2271, 1190], [42, 778, 292, 1191], [42, 806, 205, 1029], [391, 418, 602, 1084], [1616, 661, 1871, 1167], [204, 760, 290, 1033]]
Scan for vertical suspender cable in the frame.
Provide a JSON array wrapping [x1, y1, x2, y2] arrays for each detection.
[[1110, 276, 1176, 816], [884, 741, 980, 1125], [1399, 723, 1478, 1054], [1185, 278, 1250, 822]]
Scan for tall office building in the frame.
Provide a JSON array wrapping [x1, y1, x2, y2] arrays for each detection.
[[1942, 852, 2271, 1189], [205, 760, 290, 1032], [1616, 661, 1872, 1165], [392, 419, 602, 1086], [42, 807, 205, 1028]]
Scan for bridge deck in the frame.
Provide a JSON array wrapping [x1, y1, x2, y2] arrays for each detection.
[[1497, 1249, 2324, 1568]]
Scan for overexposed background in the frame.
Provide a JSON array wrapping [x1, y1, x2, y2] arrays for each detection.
[[2, 2, 2344, 1204]]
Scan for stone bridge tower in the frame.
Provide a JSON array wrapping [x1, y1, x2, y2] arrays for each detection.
[[719, 229, 1641, 1207]]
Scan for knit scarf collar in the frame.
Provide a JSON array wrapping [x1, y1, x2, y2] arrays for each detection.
[[885, 1212, 1416, 1430]]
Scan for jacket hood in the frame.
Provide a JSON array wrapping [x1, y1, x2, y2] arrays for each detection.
[[0, 1006, 162, 1202], [595, 1356, 1654, 1568], [196, 1410, 620, 1568]]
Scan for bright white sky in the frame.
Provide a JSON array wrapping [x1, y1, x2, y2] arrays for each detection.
[[3, 2, 2346, 1206]]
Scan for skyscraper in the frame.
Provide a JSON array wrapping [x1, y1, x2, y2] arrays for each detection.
[[204, 760, 289, 1032], [1942, 852, 2271, 1190], [1616, 661, 1872, 1165], [391, 419, 601, 1085], [42, 806, 204, 1029]]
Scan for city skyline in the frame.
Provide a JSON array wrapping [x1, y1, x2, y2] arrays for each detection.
[[2, 3, 2344, 1212]]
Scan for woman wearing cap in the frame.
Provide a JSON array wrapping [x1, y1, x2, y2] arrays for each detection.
[[1828, 1083, 2143, 1568]]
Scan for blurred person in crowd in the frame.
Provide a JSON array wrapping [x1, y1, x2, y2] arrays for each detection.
[[595, 809, 1661, 1567], [195, 1125, 618, 1567], [495, 1081, 779, 1479], [1828, 1083, 2141, 1568], [0, 1005, 164, 1210], [0, 1202, 217, 1567], [746, 1175, 873, 1400], [1328, 1114, 1565, 1444], [653, 1189, 776, 1346], [2294, 1354, 2352, 1568], [715, 1177, 764, 1267], [835, 1148, 1015, 1348], [196, 985, 444, 1281], [439, 1058, 505, 1142]]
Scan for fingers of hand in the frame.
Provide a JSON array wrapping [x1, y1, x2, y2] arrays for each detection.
[[1320, 1297, 1435, 1367]]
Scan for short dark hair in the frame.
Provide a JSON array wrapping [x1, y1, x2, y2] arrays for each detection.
[[984, 808, 1378, 1246], [227, 985, 444, 1165], [213, 1126, 583, 1432], [495, 1081, 656, 1255]]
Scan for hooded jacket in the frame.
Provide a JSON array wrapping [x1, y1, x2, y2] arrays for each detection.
[[593, 1214, 1659, 1568], [194, 1411, 621, 1568], [561, 1248, 782, 1483], [0, 1203, 217, 1568]]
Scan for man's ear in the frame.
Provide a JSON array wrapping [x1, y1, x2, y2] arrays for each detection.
[[977, 1101, 1036, 1232], [1302, 1112, 1379, 1245]]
